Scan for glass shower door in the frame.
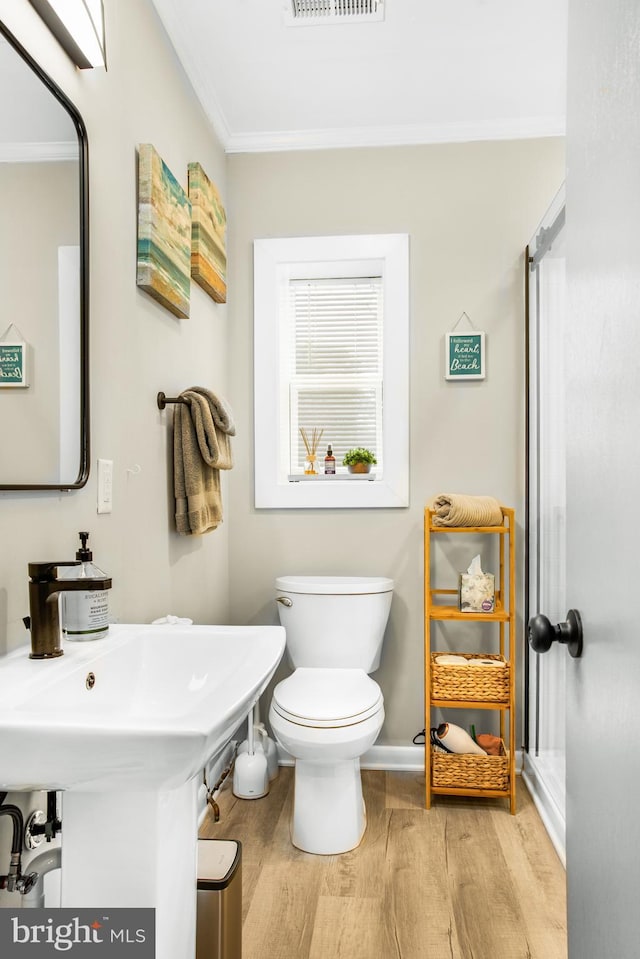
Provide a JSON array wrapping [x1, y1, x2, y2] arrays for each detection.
[[524, 187, 567, 863]]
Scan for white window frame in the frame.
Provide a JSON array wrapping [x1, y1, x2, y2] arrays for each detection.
[[254, 233, 409, 509]]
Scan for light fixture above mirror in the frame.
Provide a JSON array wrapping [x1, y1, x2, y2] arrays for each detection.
[[28, 0, 106, 69]]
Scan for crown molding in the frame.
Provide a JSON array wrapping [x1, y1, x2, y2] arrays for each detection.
[[0, 140, 77, 162], [224, 115, 566, 154], [150, 2, 565, 156], [177, 61, 231, 149]]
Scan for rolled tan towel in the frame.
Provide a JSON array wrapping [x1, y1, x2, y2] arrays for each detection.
[[430, 493, 503, 527]]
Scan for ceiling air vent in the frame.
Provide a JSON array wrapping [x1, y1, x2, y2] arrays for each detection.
[[286, 0, 385, 26]]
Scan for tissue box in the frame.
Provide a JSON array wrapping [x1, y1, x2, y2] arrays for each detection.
[[459, 572, 495, 613]]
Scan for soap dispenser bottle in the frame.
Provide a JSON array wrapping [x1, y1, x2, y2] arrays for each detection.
[[61, 532, 111, 641]]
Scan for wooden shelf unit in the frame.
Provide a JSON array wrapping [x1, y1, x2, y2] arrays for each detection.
[[424, 506, 516, 814]]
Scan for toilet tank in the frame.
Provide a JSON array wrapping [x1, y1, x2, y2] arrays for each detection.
[[275, 575, 393, 672]]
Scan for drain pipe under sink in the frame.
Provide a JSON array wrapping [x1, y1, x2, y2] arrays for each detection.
[[21, 847, 61, 909]]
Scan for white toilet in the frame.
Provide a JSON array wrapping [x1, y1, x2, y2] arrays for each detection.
[[269, 575, 393, 855]]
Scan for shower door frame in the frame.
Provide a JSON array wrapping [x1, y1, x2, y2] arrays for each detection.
[[523, 185, 567, 866]]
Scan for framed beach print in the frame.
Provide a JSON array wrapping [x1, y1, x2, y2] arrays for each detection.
[[136, 144, 192, 319], [188, 161, 227, 304]]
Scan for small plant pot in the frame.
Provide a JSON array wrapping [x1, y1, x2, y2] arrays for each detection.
[[347, 463, 371, 474]]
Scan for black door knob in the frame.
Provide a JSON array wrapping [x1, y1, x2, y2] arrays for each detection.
[[528, 609, 583, 658]]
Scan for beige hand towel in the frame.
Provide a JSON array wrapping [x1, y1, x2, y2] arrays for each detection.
[[173, 387, 235, 536], [430, 493, 503, 527]]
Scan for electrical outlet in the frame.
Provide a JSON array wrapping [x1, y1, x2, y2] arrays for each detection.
[[97, 458, 113, 514]]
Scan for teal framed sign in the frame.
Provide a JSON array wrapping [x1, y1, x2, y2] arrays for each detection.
[[0, 341, 28, 387], [445, 331, 485, 380]]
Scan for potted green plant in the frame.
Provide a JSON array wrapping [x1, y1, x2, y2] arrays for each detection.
[[342, 447, 377, 474]]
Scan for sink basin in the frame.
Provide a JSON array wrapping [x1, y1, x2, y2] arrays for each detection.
[[0, 623, 286, 791], [0, 621, 285, 958]]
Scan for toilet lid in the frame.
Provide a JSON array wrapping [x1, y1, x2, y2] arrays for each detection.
[[275, 575, 393, 595], [272, 668, 383, 728]]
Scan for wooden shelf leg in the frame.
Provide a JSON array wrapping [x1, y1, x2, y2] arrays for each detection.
[[424, 510, 432, 809]]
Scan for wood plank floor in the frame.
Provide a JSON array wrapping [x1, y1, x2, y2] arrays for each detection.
[[200, 769, 566, 959]]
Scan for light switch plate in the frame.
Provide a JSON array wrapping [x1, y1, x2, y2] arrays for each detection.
[[97, 458, 113, 513]]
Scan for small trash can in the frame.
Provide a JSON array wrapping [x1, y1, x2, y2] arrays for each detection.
[[196, 838, 242, 959]]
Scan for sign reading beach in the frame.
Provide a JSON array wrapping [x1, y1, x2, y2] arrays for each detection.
[[445, 331, 485, 380], [0, 341, 27, 387]]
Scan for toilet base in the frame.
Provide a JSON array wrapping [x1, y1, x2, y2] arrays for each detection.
[[291, 758, 366, 855]]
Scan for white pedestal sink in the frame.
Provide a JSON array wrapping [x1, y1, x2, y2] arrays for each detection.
[[0, 623, 286, 958]]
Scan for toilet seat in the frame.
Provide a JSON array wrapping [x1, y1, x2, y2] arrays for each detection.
[[272, 668, 383, 728]]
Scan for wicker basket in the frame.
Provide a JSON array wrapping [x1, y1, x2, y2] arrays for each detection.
[[431, 652, 509, 703], [431, 741, 509, 791]]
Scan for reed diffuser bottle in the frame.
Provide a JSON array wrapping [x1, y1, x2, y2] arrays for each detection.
[[300, 427, 323, 475]]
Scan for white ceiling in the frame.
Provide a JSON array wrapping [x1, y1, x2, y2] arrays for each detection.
[[150, 0, 568, 153]]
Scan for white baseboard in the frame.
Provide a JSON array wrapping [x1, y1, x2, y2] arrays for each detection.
[[275, 743, 425, 770], [521, 753, 566, 866], [277, 743, 524, 773], [361, 744, 425, 770]]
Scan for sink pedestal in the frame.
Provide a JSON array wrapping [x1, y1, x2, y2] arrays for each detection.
[[0, 622, 286, 944], [61, 779, 199, 959]]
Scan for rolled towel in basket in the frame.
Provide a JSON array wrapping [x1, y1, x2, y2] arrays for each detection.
[[434, 654, 470, 666], [432, 723, 487, 756], [431, 493, 503, 527], [468, 658, 506, 668]]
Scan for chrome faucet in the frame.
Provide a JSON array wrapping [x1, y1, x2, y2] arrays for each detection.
[[25, 562, 113, 659]]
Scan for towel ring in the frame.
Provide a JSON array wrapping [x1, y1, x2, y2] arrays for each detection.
[[157, 391, 188, 410]]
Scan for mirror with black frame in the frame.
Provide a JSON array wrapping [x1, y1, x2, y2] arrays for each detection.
[[0, 20, 88, 490]]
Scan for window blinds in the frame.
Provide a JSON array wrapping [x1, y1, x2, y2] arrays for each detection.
[[287, 276, 383, 472]]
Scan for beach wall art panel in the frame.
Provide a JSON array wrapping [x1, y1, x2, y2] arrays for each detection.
[[137, 144, 192, 318], [187, 161, 227, 304]]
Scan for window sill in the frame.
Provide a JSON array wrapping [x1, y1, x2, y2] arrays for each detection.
[[257, 472, 407, 509], [287, 473, 377, 482]]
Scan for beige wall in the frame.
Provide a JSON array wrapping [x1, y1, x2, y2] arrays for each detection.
[[226, 141, 566, 745], [0, 162, 77, 481], [0, 0, 564, 896], [0, 0, 229, 899], [0, 0, 230, 655]]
